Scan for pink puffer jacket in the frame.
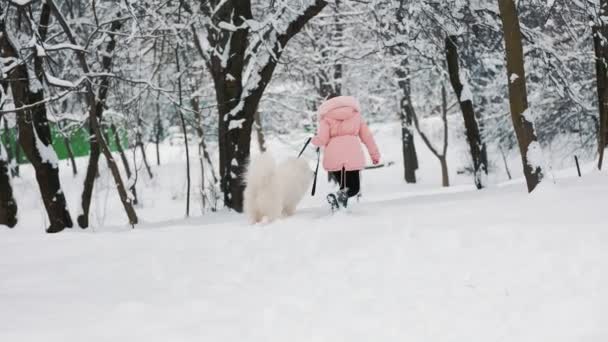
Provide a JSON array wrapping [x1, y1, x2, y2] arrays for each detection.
[[311, 96, 380, 171]]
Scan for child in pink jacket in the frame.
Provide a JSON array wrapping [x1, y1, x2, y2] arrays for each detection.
[[311, 96, 380, 210]]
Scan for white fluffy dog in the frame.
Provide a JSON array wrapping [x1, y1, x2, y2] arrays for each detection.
[[243, 153, 313, 224]]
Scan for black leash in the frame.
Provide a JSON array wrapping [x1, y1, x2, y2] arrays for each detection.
[[311, 148, 320, 196], [297, 137, 321, 196], [297, 137, 312, 158]]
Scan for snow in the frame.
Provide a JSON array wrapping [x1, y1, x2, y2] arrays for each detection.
[[218, 21, 238, 32], [33, 126, 59, 169], [43, 42, 85, 52], [8, 0, 35, 6], [526, 141, 544, 171], [1, 122, 606, 341], [0, 139, 7, 162], [228, 118, 246, 130], [459, 71, 473, 102], [45, 72, 76, 88], [34, 43, 46, 57]]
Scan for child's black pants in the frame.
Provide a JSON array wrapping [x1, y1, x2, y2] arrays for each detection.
[[329, 169, 360, 198]]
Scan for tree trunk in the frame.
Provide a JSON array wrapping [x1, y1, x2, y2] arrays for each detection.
[[254, 111, 267, 152], [77, 129, 101, 228], [200, 0, 327, 212], [0, 103, 17, 227], [445, 35, 487, 189], [175, 45, 191, 217], [400, 110, 418, 183], [1, 76, 18, 178], [0, 116, 15, 172], [439, 156, 450, 187], [155, 111, 161, 166], [190, 95, 207, 209], [0, 139, 17, 228], [13, 133, 20, 177], [136, 116, 153, 179], [408, 79, 450, 188], [498, 0, 543, 192], [138, 139, 153, 179], [62, 135, 78, 176], [95, 120, 138, 225], [396, 67, 418, 183], [1, 5, 72, 233], [57, 14, 138, 227], [600, 85, 608, 169], [111, 123, 137, 205], [593, 0, 608, 170], [499, 145, 513, 180]]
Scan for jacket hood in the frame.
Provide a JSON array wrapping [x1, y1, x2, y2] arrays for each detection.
[[318, 96, 361, 121]]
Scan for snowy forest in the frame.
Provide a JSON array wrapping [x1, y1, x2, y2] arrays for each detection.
[[1, 0, 606, 231], [0, 0, 607, 340]]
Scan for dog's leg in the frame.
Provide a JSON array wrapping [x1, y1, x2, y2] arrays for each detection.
[[283, 206, 296, 217]]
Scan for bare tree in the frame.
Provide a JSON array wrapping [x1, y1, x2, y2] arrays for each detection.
[[0, 85, 17, 228], [409, 80, 450, 187], [498, 0, 543, 192], [196, 0, 328, 212], [445, 35, 487, 189], [396, 65, 418, 184], [43, 0, 138, 227], [593, 0, 608, 169], [111, 122, 137, 205], [175, 43, 191, 217], [1, 2, 73, 233]]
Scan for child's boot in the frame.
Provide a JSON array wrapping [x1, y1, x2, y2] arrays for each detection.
[[326, 193, 340, 212], [336, 188, 349, 209]]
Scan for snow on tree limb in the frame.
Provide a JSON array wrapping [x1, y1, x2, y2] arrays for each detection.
[[6, 0, 38, 7]]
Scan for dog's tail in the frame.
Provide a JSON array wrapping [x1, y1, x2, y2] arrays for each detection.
[[244, 152, 276, 191]]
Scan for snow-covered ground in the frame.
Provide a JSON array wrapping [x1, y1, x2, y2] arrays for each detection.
[[1, 121, 607, 341]]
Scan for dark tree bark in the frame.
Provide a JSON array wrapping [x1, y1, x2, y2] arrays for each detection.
[[391, 5, 419, 184], [1, 88, 17, 178], [78, 118, 101, 227], [45, 1, 138, 227], [154, 103, 162, 166], [13, 129, 20, 177], [0, 87, 17, 228], [58, 120, 78, 176], [191, 95, 213, 209], [409, 81, 450, 187], [395, 66, 418, 184], [499, 145, 513, 180], [445, 35, 487, 189], [75, 19, 122, 226], [63, 136, 77, 176], [1, 5, 73, 232], [0, 137, 17, 228], [175, 44, 191, 217], [198, 0, 327, 212], [135, 115, 153, 179], [593, 0, 608, 169], [498, 0, 543, 192], [254, 111, 267, 152], [111, 123, 137, 205]]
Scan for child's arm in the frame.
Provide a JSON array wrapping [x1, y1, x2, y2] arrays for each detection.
[[311, 119, 330, 147], [359, 121, 380, 164]]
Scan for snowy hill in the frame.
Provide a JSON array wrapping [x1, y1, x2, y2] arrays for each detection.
[[1, 122, 607, 341]]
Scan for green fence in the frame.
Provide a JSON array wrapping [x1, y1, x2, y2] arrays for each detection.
[[0, 124, 127, 164]]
